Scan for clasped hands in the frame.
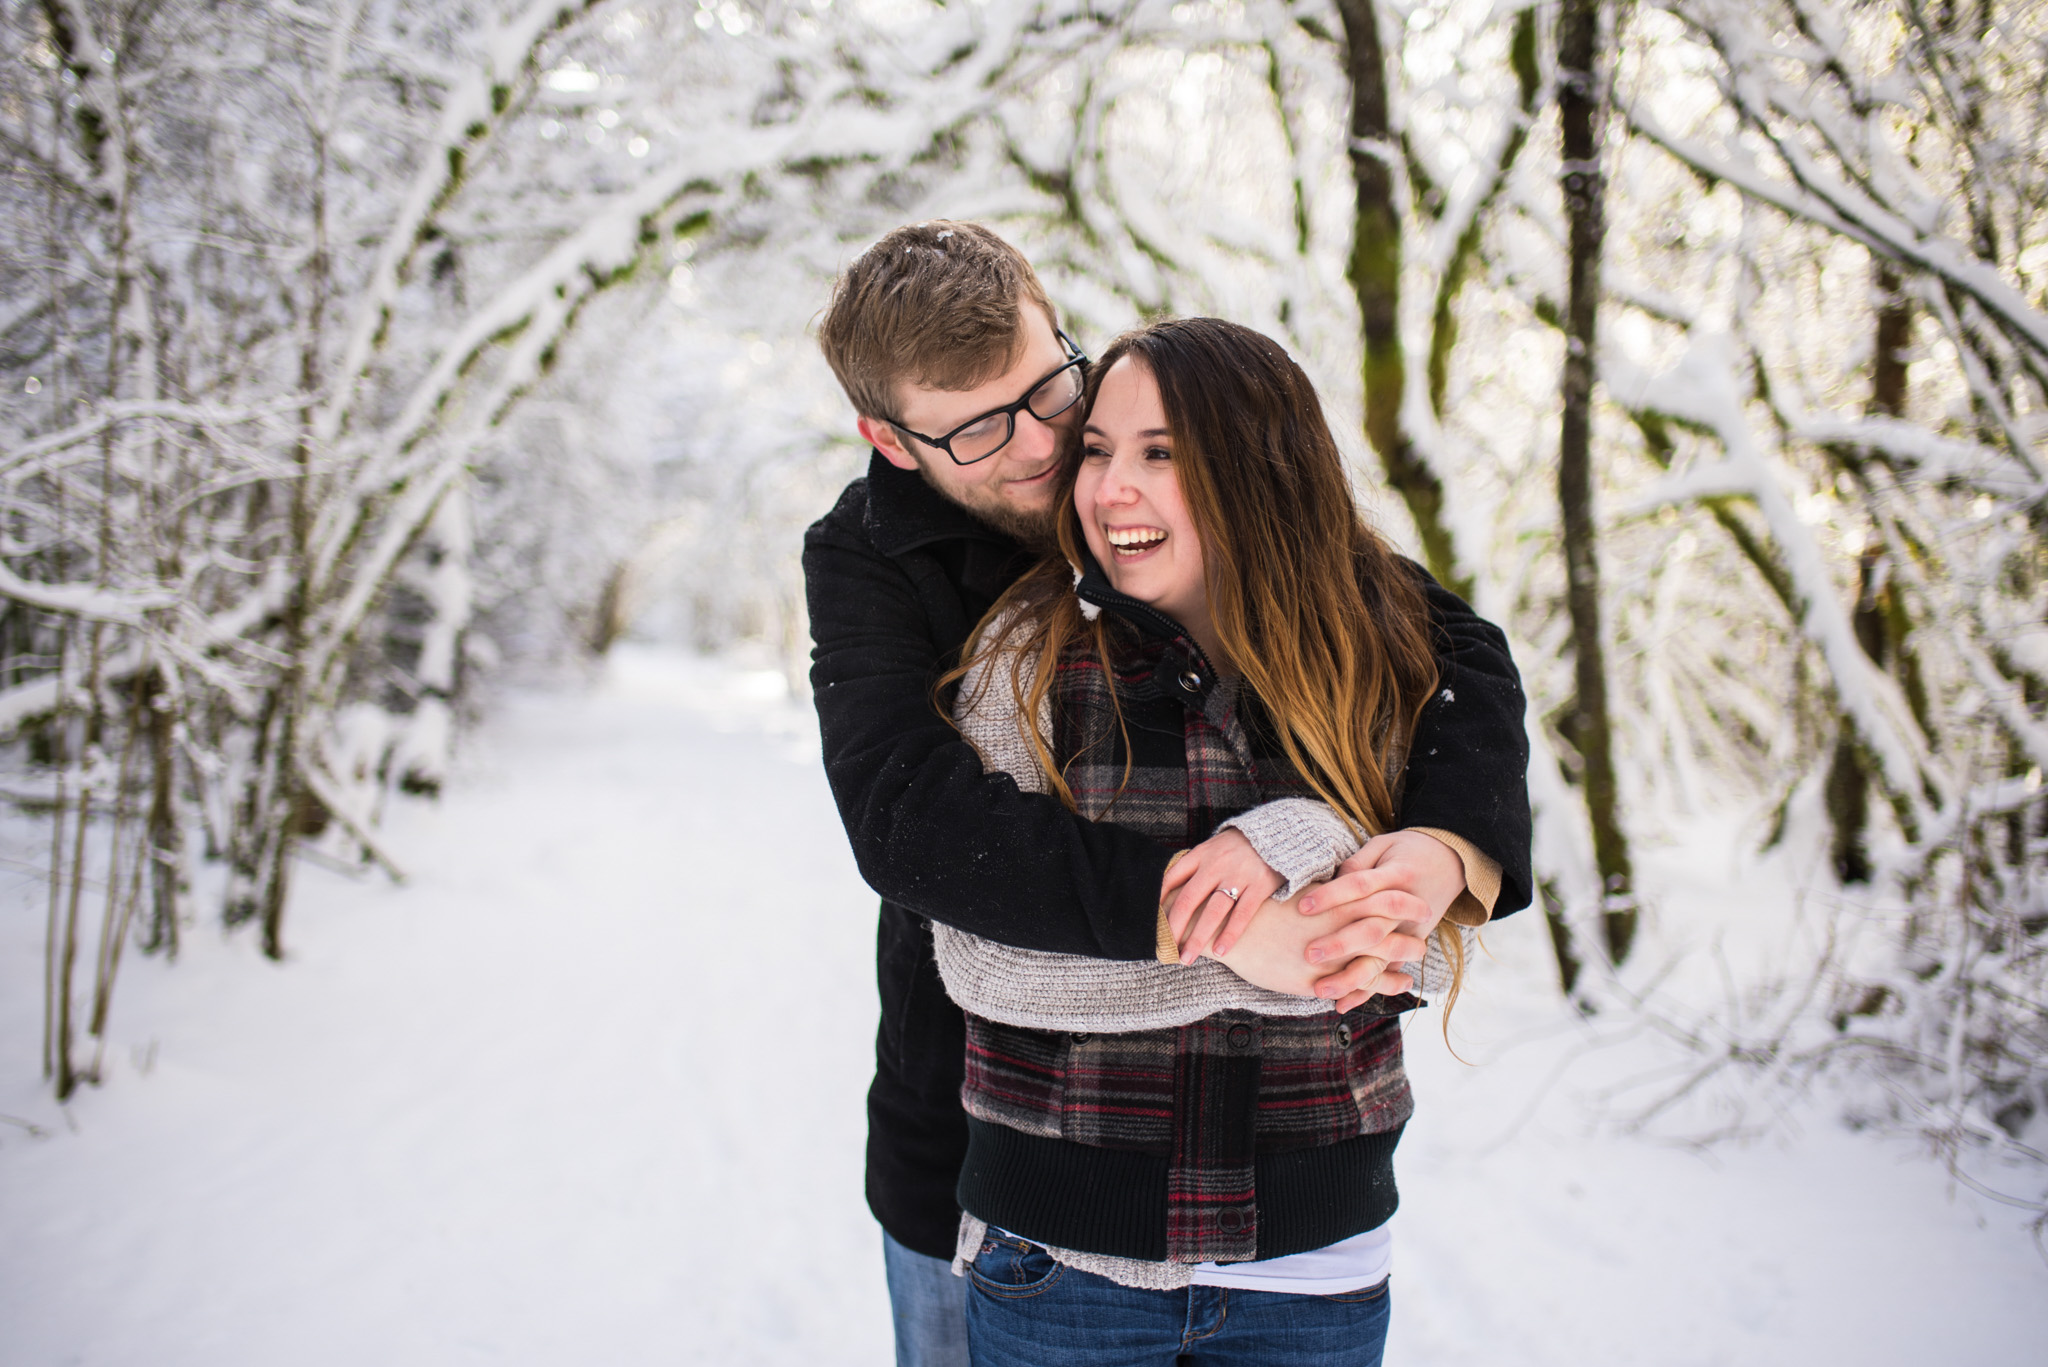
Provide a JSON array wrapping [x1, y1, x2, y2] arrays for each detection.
[[1160, 828, 1466, 1014]]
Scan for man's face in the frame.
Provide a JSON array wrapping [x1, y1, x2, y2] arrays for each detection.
[[856, 306, 1076, 544]]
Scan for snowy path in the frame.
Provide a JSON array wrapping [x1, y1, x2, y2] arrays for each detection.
[[2, 649, 2043, 1366]]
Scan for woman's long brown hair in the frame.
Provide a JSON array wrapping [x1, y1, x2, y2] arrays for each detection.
[[945, 317, 1460, 1008]]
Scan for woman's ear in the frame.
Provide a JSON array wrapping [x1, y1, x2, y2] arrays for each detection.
[[858, 415, 920, 471]]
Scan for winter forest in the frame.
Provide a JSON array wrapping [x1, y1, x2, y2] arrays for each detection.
[[2, 0, 2046, 1353]]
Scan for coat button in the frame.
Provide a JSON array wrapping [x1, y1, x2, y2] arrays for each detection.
[[1336, 1023, 1353, 1048], [1071, 1032, 1090, 1044], [1178, 669, 1202, 692], [1218, 1209, 1246, 1234], [1227, 1023, 1253, 1050]]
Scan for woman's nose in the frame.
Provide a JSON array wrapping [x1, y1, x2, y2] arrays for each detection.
[[1093, 480, 1137, 510], [1093, 453, 1140, 505]]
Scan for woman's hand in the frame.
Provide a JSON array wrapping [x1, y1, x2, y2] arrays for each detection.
[[1160, 828, 1283, 963]]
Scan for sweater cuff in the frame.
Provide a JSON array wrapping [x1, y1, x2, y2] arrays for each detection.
[[1414, 923, 1476, 997], [1216, 799, 1359, 900], [1155, 851, 1185, 964], [1405, 826, 1501, 926], [1155, 907, 1182, 964]]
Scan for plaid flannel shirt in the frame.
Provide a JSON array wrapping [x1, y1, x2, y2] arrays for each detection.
[[959, 607, 1415, 1264]]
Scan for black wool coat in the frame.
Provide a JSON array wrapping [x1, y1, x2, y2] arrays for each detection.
[[802, 452, 1532, 1260]]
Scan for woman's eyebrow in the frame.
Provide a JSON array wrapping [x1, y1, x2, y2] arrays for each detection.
[[1081, 425, 1174, 438]]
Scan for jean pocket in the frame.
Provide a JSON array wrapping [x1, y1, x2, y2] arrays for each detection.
[[966, 1235, 1066, 1300], [1318, 1275, 1390, 1303]]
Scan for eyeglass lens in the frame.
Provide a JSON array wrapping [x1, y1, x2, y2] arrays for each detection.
[[951, 362, 1086, 464]]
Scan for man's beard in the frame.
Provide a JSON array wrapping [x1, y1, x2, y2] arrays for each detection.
[[917, 464, 1059, 550]]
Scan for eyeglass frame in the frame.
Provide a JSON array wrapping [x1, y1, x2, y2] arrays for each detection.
[[881, 330, 1091, 466]]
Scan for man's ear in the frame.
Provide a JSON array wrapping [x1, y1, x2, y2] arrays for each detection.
[[857, 415, 920, 472]]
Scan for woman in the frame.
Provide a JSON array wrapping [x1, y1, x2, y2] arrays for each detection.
[[933, 317, 1487, 1365]]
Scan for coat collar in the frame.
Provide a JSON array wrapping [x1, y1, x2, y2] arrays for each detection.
[[861, 449, 1020, 559], [1071, 549, 1225, 703]]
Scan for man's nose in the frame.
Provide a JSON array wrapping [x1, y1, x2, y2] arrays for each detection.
[[1011, 409, 1058, 462]]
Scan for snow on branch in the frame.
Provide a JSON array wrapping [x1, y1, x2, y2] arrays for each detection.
[[0, 563, 176, 626], [1917, 281, 2048, 482], [1, 399, 302, 478], [1790, 415, 2038, 497], [311, 3, 1136, 612], [1626, 104, 2048, 367], [316, 0, 604, 449], [1606, 331, 1949, 825]]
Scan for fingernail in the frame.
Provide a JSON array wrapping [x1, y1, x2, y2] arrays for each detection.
[[1299, 899, 1316, 913], [1307, 948, 1325, 963]]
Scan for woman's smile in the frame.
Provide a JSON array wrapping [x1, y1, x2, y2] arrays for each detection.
[[1104, 524, 1169, 558]]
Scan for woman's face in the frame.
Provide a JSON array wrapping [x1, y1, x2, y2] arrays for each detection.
[[1075, 357, 1210, 639]]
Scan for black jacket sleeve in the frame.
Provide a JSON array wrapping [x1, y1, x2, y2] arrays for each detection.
[[803, 503, 1172, 961], [1395, 564, 1535, 916]]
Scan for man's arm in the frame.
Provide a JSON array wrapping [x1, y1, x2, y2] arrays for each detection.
[[1394, 564, 1533, 914], [1168, 566, 1530, 966], [1290, 570, 1532, 1009], [804, 499, 1170, 960]]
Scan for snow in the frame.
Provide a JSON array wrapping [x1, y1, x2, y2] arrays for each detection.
[[1399, 904, 2048, 1366], [3, 647, 2043, 1366]]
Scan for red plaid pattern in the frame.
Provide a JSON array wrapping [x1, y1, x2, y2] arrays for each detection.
[[960, 619, 1415, 1263]]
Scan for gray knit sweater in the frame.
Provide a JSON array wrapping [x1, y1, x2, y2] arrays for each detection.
[[932, 616, 1462, 1032]]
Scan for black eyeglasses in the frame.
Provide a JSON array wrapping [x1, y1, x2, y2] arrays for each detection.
[[886, 331, 1090, 466]]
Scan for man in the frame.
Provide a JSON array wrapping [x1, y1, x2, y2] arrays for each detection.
[[804, 221, 1530, 1366]]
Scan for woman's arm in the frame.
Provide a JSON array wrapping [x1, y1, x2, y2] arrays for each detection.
[[932, 885, 1471, 1029], [936, 609, 1464, 1025], [930, 913, 1331, 1032]]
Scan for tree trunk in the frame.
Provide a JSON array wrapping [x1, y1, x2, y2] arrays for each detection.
[[1427, 5, 1540, 424], [1332, 0, 1469, 598], [249, 117, 337, 961], [1557, 0, 1636, 964], [1826, 549, 1889, 882], [143, 665, 183, 955], [1540, 879, 1584, 998], [1824, 263, 1914, 883]]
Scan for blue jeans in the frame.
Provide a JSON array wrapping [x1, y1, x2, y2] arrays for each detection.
[[965, 1232, 1391, 1367], [883, 1229, 970, 1367]]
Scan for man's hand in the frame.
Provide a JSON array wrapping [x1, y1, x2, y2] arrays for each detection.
[[1296, 829, 1467, 1013], [1206, 887, 1418, 1000], [1209, 888, 1356, 995], [1160, 828, 1285, 962]]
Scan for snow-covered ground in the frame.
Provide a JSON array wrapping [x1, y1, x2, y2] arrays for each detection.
[[2, 647, 2043, 1366]]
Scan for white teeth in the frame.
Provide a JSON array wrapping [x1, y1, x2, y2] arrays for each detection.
[[1106, 527, 1166, 548]]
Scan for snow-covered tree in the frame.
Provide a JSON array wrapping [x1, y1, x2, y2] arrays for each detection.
[[4, 0, 2042, 1212], [0, 0, 1148, 1095]]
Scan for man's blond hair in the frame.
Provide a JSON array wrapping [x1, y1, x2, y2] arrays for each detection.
[[817, 221, 1058, 423]]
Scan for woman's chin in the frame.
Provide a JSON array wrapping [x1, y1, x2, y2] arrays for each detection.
[[1105, 572, 1188, 616], [1099, 564, 1152, 602]]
